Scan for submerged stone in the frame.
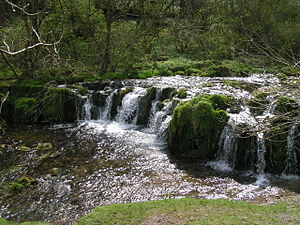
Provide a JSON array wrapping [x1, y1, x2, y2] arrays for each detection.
[[17, 145, 31, 152], [36, 142, 53, 150]]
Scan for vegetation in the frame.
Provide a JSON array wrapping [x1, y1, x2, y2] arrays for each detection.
[[168, 95, 229, 159], [1, 198, 299, 225], [77, 198, 300, 225], [0, 0, 299, 81]]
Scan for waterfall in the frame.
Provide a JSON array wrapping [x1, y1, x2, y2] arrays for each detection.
[[256, 132, 266, 174], [149, 101, 175, 138], [116, 88, 147, 124], [81, 94, 93, 120], [217, 126, 238, 168], [148, 89, 162, 132], [283, 125, 299, 175], [255, 101, 276, 175], [100, 90, 118, 121]]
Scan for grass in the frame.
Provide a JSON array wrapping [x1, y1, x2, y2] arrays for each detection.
[[76, 198, 300, 225], [1, 197, 300, 224]]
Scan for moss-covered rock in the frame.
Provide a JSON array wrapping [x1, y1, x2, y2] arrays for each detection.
[[71, 85, 88, 96], [36, 142, 53, 150], [177, 88, 187, 99], [42, 87, 76, 122], [168, 95, 229, 159], [17, 145, 31, 152], [14, 97, 38, 122]]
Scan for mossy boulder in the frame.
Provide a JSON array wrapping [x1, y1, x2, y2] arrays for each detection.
[[14, 97, 38, 122], [264, 125, 290, 174], [42, 87, 77, 122], [168, 95, 229, 159]]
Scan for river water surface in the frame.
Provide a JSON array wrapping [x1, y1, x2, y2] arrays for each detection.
[[0, 121, 299, 224]]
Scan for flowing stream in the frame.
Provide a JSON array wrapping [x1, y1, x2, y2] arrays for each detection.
[[0, 74, 299, 224]]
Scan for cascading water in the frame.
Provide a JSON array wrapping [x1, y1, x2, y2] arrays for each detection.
[[148, 89, 163, 132], [116, 88, 147, 124], [283, 124, 299, 175], [253, 101, 277, 185], [100, 89, 118, 121], [81, 94, 93, 120], [216, 126, 238, 169]]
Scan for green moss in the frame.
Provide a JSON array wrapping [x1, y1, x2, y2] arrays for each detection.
[[266, 125, 289, 174], [185, 68, 201, 76], [177, 88, 187, 99], [249, 91, 270, 115], [43, 87, 75, 122], [14, 97, 38, 122], [158, 69, 173, 77], [175, 70, 185, 75], [17, 145, 31, 152], [12, 80, 45, 98], [168, 95, 229, 159], [71, 85, 88, 96], [8, 176, 37, 194], [202, 66, 232, 77], [120, 87, 134, 99], [223, 80, 257, 92], [36, 143, 53, 150], [276, 97, 297, 114]]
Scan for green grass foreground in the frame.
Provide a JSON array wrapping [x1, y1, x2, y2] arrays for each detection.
[[1, 198, 300, 225]]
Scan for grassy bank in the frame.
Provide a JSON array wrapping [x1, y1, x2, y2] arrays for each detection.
[[76, 198, 300, 225], [3, 198, 297, 225]]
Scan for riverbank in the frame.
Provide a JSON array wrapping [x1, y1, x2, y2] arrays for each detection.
[[1, 197, 300, 224]]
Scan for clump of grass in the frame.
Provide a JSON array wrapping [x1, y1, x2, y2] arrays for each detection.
[[76, 198, 299, 225]]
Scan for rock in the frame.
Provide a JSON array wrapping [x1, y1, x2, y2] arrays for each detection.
[[36, 142, 53, 150], [168, 94, 229, 160], [17, 145, 31, 152], [50, 168, 61, 176], [82, 81, 110, 91]]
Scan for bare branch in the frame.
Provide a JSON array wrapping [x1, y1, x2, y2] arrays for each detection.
[[0, 30, 64, 56], [0, 91, 9, 115], [4, 0, 40, 16]]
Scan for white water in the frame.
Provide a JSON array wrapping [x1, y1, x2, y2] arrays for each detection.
[[100, 90, 118, 120], [283, 124, 299, 175], [213, 126, 238, 171], [116, 88, 147, 124], [81, 94, 93, 120]]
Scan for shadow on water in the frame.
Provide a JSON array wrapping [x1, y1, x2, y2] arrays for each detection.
[[0, 123, 299, 224], [170, 155, 300, 194]]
